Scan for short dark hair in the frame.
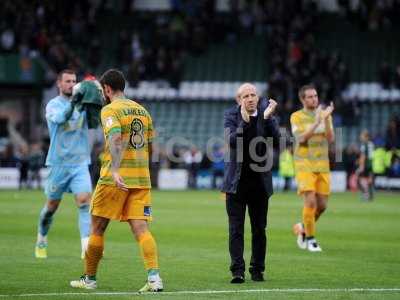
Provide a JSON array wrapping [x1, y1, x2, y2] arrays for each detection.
[[99, 69, 126, 92], [57, 69, 76, 80], [298, 84, 316, 100]]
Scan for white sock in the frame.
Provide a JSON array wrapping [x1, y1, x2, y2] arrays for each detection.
[[37, 233, 47, 244], [148, 274, 161, 282], [81, 237, 89, 254]]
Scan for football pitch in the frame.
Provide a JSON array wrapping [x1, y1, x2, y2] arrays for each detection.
[[0, 189, 399, 300]]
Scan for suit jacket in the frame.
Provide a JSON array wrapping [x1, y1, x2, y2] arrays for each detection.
[[222, 99, 280, 198]]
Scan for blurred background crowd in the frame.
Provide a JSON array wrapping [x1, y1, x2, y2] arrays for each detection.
[[1, 0, 399, 190]]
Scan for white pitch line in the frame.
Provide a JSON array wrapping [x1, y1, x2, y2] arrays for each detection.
[[1, 288, 400, 298]]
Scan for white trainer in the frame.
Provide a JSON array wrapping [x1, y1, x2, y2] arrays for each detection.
[[293, 223, 306, 250], [70, 275, 97, 289], [307, 238, 322, 252], [139, 275, 163, 293]]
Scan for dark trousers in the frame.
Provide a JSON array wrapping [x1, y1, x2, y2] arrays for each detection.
[[226, 181, 269, 276]]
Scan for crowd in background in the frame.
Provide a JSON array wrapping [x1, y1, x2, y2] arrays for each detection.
[[1, 0, 399, 94], [257, 0, 350, 126], [338, 0, 400, 91], [378, 62, 400, 90], [1, 116, 399, 190], [1, 0, 400, 190], [0, 0, 217, 88], [341, 116, 400, 182], [337, 0, 400, 31], [0, 142, 44, 189], [117, 0, 217, 88], [0, 0, 100, 81]]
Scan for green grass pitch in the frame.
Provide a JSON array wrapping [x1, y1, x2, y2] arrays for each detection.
[[0, 189, 399, 300]]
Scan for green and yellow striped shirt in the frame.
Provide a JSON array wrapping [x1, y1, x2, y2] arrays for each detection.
[[290, 109, 332, 173], [98, 98, 154, 188]]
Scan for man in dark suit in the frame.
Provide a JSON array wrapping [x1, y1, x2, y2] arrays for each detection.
[[222, 83, 280, 283]]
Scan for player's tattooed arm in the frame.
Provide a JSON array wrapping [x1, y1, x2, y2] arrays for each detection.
[[109, 133, 128, 190], [109, 133, 122, 171]]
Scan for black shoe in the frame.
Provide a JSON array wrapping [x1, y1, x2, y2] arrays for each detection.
[[250, 272, 265, 282], [230, 275, 245, 284]]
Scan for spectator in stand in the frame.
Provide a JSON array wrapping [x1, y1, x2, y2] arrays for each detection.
[[183, 146, 203, 189], [392, 158, 400, 177], [87, 38, 102, 71], [337, 0, 351, 18], [394, 65, 400, 89], [265, 0, 348, 107], [199, 151, 212, 172], [385, 117, 400, 149], [0, 144, 18, 167], [150, 144, 166, 189], [17, 145, 29, 190], [2, 1, 100, 78], [28, 142, 45, 189], [0, 27, 16, 53], [168, 50, 184, 89], [279, 145, 295, 191], [183, 147, 194, 188], [379, 62, 392, 90], [372, 141, 387, 177], [211, 145, 224, 189], [168, 146, 184, 169], [343, 144, 359, 190], [388, 151, 400, 177], [357, 130, 375, 201], [353, 0, 400, 31]]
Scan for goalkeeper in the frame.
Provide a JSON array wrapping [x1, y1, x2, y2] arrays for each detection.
[[35, 70, 104, 259]]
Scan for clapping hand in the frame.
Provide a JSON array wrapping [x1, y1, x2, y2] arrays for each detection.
[[263, 99, 277, 119], [321, 102, 334, 120], [315, 102, 334, 124]]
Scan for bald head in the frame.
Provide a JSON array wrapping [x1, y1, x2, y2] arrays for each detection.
[[236, 83, 257, 101], [236, 83, 259, 113]]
